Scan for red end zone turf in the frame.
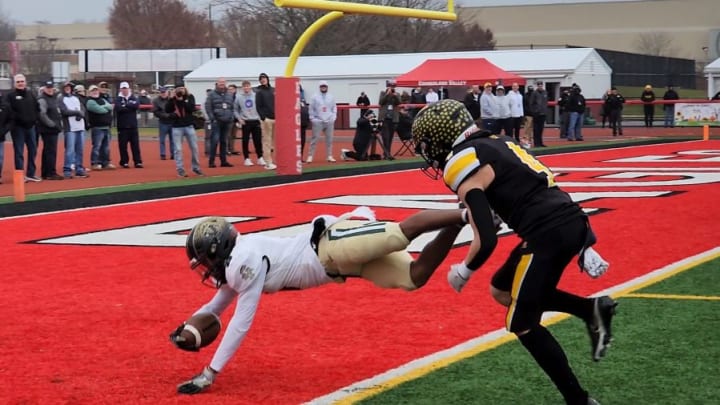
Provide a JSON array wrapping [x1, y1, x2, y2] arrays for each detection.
[[0, 141, 718, 404]]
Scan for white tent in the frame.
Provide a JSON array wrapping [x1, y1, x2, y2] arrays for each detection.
[[184, 48, 611, 124], [704, 58, 720, 99]]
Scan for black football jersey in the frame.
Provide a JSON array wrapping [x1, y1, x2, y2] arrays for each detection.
[[443, 134, 582, 240]]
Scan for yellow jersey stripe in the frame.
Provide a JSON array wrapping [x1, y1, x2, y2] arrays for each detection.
[[443, 148, 481, 192], [505, 253, 534, 330]]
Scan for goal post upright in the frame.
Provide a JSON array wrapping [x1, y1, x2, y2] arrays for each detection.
[[274, 0, 456, 175]]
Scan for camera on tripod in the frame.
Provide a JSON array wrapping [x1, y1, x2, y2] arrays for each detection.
[[369, 117, 381, 133], [365, 111, 381, 133]]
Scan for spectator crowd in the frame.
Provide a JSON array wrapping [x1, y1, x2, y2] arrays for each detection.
[[0, 72, 699, 186]]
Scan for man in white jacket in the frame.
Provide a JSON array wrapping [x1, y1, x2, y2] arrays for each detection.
[[170, 207, 467, 394], [307, 81, 337, 163]]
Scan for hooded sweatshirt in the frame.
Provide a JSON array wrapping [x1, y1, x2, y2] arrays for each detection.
[[234, 89, 260, 122]]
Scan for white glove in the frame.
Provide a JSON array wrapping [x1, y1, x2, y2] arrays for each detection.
[[448, 263, 474, 293], [177, 367, 216, 395], [580, 247, 609, 279]]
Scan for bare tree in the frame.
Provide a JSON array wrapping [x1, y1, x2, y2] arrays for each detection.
[[0, 11, 15, 41], [634, 33, 679, 57], [20, 36, 56, 79], [215, 0, 494, 57], [108, 0, 215, 49]]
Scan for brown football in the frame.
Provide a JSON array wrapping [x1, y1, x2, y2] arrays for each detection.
[[180, 312, 222, 350]]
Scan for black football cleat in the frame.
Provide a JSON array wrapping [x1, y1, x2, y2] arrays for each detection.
[[586, 295, 618, 362]]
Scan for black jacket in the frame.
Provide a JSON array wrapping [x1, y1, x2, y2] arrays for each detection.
[[37, 92, 63, 135], [255, 84, 275, 120], [5, 88, 39, 129], [152, 96, 174, 125], [165, 94, 197, 128], [567, 91, 586, 114], [0, 98, 11, 139], [114, 94, 139, 129], [463, 92, 481, 120]]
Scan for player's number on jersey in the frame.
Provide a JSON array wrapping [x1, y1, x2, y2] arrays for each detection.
[[507, 142, 556, 187]]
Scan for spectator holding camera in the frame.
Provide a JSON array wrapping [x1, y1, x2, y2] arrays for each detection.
[[378, 80, 401, 160], [341, 110, 382, 161], [165, 84, 203, 178], [307, 81, 337, 163]]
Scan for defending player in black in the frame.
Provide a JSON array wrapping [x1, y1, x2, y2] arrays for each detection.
[[411, 99, 616, 405]]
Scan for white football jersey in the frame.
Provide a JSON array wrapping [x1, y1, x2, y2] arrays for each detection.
[[196, 207, 376, 372], [227, 231, 332, 293]]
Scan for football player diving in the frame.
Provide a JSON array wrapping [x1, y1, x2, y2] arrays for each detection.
[[411, 99, 615, 405], [170, 206, 467, 394]]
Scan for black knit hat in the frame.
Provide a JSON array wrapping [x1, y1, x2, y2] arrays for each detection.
[[259, 73, 269, 80]]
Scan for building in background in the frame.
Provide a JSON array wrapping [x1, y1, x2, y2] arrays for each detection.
[[462, 0, 718, 62]]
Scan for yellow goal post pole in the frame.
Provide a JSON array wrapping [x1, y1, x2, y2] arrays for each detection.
[[273, 0, 457, 175]]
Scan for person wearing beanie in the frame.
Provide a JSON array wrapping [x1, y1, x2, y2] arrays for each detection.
[[640, 84, 656, 127], [255, 73, 276, 170]]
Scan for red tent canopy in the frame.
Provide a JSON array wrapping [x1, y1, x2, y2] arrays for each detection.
[[394, 58, 526, 87]]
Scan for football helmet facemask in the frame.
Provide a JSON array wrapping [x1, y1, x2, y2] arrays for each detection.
[[412, 99, 479, 179], [185, 217, 238, 288]]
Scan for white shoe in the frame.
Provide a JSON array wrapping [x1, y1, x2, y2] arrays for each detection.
[[244, 158, 254, 166], [92, 164, 103, 171], [340, 148, 349, 161], [105, 163, 117, 170], [265, 163, 277, 170], [257, 157, 266, 166], [305, 156, 313, 163], [327, 156, 336, 162]]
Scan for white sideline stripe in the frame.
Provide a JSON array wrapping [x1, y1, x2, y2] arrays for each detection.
[[0, 139, 709, 221], [306, 246, 720, 405]]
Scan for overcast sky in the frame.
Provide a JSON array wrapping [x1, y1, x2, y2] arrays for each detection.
[[1, 0, 637, 24], [1, 0, 214, 24]]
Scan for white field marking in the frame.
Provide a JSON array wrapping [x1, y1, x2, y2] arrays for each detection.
[[0, 140, 712, 221], [0, 171, 406, 221], [306, 246, 720, 405]]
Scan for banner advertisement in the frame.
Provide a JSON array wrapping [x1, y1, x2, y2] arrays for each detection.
[[674, 103, 720, 127]]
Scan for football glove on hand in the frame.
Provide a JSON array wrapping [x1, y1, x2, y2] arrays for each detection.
[[177, 367, 216, 395], [448, 263, 474, 293], [169, 323, 198, 352], [579, 246, 609, 279]]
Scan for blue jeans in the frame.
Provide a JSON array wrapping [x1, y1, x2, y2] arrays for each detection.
[[567, 112, 584, 140], [63, 130, 87, 175], [158, 122, 174, 158], [10, 126, 38, 177], [91, 127, 111, 166], [664, 107, 675, 127], [209, 121, 231, 164], [173, 126, 201, 172]]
